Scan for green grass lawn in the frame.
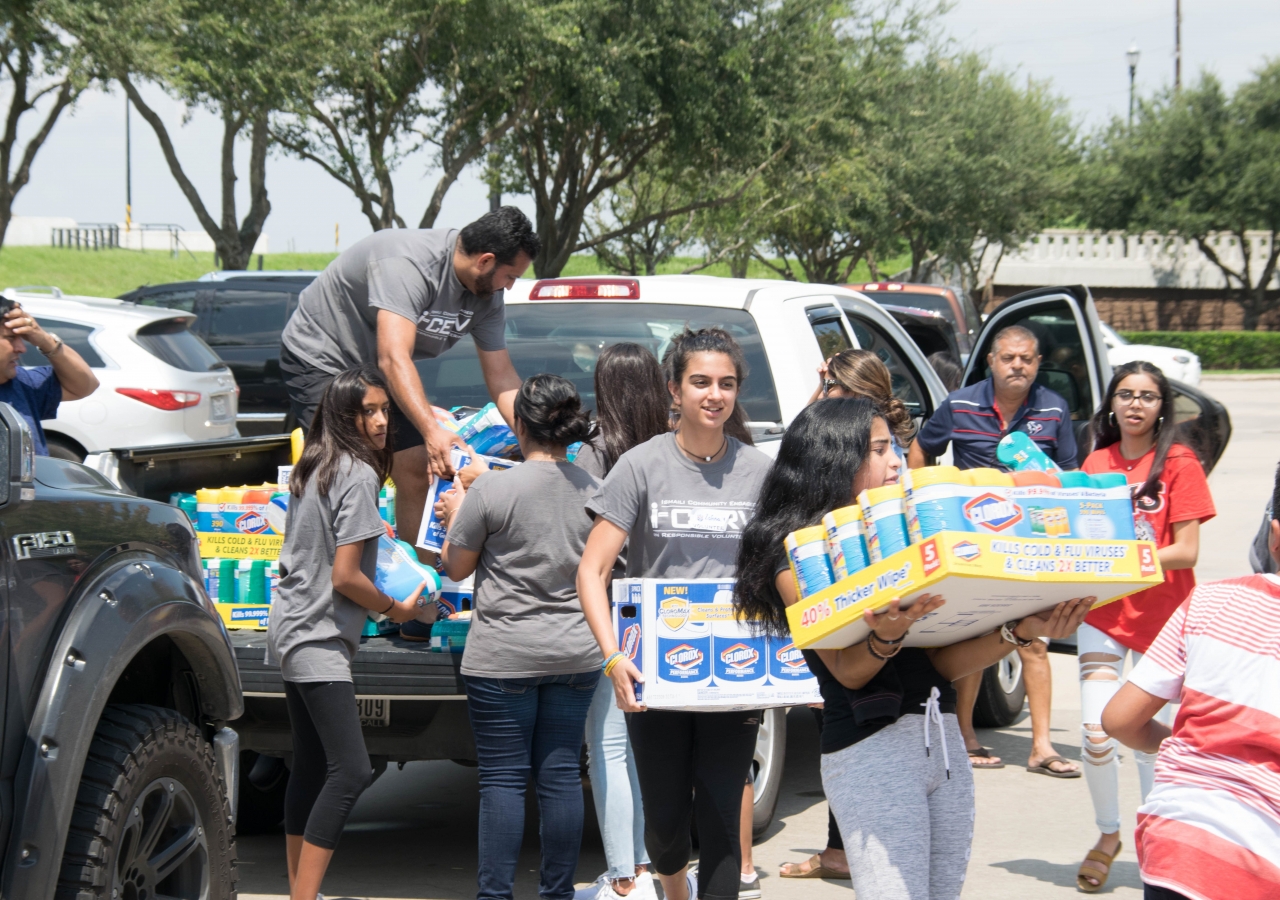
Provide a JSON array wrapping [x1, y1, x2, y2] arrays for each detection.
[[0, 245, 912, 299], [0, 247, 339, 298]]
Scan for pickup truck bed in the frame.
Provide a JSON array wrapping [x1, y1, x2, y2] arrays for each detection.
[[230, 632, 477, 762]]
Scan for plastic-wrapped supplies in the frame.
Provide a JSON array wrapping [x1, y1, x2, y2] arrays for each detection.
[[455, 403, 519, 458], [416, 446, 472, 552], [375, 533, 441, 620]]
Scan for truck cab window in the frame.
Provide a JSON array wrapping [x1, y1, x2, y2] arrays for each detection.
[[844, 315, 927, 418]]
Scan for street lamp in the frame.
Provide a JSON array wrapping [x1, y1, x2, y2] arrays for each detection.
[[1126, 42, 1140, 127]]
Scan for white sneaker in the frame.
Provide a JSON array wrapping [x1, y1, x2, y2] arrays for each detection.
[[686, 867, 699, 900], [574, 874, 636, 900], [739, 871, 762, 900], [632, 871, 659, 900]]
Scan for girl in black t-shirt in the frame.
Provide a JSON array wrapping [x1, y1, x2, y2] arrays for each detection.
[[735, 398, 1092, 900]]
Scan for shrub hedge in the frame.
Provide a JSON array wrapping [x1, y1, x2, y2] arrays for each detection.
[[1119, 331, 1280, 370]]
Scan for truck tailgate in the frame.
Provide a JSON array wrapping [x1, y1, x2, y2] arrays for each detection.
[[231, 631, 467, 697]]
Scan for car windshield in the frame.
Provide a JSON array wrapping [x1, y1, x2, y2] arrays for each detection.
[[133, 319, 227, 372], [414, 302, 782, 423]]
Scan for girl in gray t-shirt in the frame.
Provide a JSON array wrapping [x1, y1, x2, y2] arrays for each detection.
[[578, 328, 771, 900], [433, 373, 601, 900], [265, 365, 428, 900]]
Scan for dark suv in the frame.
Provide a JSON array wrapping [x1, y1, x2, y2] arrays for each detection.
[[0, 402, 242, 899], [120, 276, 317, 433]]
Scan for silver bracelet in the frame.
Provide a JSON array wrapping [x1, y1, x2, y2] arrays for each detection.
[[1000, 622, 1033, 647]]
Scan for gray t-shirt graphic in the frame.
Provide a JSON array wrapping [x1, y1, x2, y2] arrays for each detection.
[[266, 457, 386, 681], [586, 433, 770, 579], [281, 228, 508, 375], [448, 461, 602, 678]]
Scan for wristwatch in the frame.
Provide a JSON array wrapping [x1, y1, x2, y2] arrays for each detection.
[[1000, 621, 1034, 647], [43, 333, 64, 357]]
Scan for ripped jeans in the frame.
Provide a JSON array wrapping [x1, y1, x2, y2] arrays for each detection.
[[1078, 624, 1177, 833]]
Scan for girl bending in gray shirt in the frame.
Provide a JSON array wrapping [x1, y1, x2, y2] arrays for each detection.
[[266, 365, 429, 900], [435, 374, 602, 900]]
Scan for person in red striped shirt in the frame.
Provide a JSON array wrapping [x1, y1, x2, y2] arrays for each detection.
[[1101, 460, 1280, 900]]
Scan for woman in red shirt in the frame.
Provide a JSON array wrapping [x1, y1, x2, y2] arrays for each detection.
[[1074, 361, 1216, 893]]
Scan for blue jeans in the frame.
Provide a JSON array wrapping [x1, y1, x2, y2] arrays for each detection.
[[585, 676, 650, 880], [465, 671, 601, 900]]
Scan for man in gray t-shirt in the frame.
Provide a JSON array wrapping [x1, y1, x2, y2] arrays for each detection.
[[280, 206, 540, 554]]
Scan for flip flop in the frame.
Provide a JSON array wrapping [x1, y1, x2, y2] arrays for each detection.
[[1026, 755, 1081, 778], [1076, 841, 1122, 893], [779, 854, 850, 879], [968, 747, 1005, 769]]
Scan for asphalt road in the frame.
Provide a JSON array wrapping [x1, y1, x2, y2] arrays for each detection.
[[238, 376, 1277, 900]]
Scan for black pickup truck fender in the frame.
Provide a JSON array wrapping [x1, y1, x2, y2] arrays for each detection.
[[1, 550, 242, 900]]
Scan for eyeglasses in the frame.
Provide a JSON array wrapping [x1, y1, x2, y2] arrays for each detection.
[[1114, 389, 1162, 407], [822, 379, 840, 395]]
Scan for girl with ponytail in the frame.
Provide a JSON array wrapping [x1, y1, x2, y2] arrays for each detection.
[[809, 349, 916, 454], [433, 373, 605, 900]]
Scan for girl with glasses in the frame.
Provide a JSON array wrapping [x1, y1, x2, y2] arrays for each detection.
[[1074, 361, 1216, 893]]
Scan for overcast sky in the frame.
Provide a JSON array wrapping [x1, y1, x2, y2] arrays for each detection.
[[11, 0, 1278, 252]]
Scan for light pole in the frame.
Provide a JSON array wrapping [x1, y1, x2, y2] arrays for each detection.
[[125, 96, 132, 232], [1126, 42, 1140, 127]]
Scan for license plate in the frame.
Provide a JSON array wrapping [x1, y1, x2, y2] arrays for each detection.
[[357, 697, 389, 727], [211, 394, 231, 420]]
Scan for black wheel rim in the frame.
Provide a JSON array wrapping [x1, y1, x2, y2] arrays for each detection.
[[114, 776, 209, 900]]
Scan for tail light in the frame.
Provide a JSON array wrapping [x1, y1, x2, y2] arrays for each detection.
[[530, 278, 640, 300], [116, 388, 201, 410]]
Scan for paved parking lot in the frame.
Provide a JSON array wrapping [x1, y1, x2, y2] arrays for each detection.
[[240, 376, 1276, 900]]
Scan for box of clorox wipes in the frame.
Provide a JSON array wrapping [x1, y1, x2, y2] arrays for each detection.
[[612, 579, 822, 711], [786, 532, 1163, 650]]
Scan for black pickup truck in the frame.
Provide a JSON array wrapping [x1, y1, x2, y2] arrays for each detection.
[[0, 403, 242, 900]]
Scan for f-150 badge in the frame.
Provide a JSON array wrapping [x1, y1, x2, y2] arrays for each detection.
[[12, 531, 76, 560]]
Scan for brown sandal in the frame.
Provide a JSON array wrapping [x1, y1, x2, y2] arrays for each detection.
[[779, 854, 850, 879], [1076, 841, 1122, 893]]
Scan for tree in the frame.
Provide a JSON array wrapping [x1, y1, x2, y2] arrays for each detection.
[[878, 53, 1076, 291], [73, 0, 314, 270], [509, 0, 830, 277], [272, 0, 529, 233], [0, 0, 94, 249], [587, 163, 695, 276], [1079, 64, 1280, 329]]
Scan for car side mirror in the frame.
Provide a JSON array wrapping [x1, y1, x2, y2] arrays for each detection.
[[0, 402, 36, 508]]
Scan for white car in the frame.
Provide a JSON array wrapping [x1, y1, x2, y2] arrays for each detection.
[[9, 288, 239, 459], [1099, 322, 1201, 386]]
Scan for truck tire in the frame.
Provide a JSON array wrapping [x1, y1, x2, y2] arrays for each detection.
[[57, 704, 237, 900], [236, 751, 288, 834], [751, 707, 786, 838], [972, 652, 1026, 728]]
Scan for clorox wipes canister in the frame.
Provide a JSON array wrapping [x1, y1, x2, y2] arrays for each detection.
[[859, 484, 911, 562]]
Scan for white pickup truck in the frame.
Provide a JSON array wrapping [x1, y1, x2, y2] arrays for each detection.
[[125, 275, 1230, 837]]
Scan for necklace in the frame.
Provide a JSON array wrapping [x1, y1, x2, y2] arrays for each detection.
[[675, 431, 727, 463], [527, 452, 569, 463]]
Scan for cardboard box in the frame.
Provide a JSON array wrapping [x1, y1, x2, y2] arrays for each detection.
[[218, 603, 271, 630], [198, 532, 284, 560], [613, 578, 822, 712], [787, 532, 1162, 650]]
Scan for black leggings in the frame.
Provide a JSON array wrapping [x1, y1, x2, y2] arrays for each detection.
[[808, 707, 843, 852], [1144, 886, 1191, 900], [284, 680, 373, 849], [628, 710, 759, 900]]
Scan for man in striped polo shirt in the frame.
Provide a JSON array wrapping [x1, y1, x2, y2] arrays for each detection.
[[1102, 462, 1280, 900], [909, 325, 1081, 777]]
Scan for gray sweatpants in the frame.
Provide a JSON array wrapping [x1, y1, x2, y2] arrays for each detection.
[[821, 712, 975, 900]]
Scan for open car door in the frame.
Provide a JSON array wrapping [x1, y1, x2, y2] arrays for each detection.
[[965, 285, 1231, 474], [964, 285, 1112, 452]]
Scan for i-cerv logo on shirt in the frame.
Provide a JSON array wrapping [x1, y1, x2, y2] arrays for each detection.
[[963, 493, 1023, 532]]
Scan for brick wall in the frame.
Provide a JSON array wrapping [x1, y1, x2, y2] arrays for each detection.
[[988, 286, 1280, 331]]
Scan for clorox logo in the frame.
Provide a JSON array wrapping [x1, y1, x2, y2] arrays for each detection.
[[775, 643, 806, 668], [720, 643, 760, 669], [964, 493, 1023, 532], [659, 597, 690, 630], [622, 624, 641, 659], [235, 512, 270, 534], [665, 643, 703, 670], [953, 540, 982, 561]]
